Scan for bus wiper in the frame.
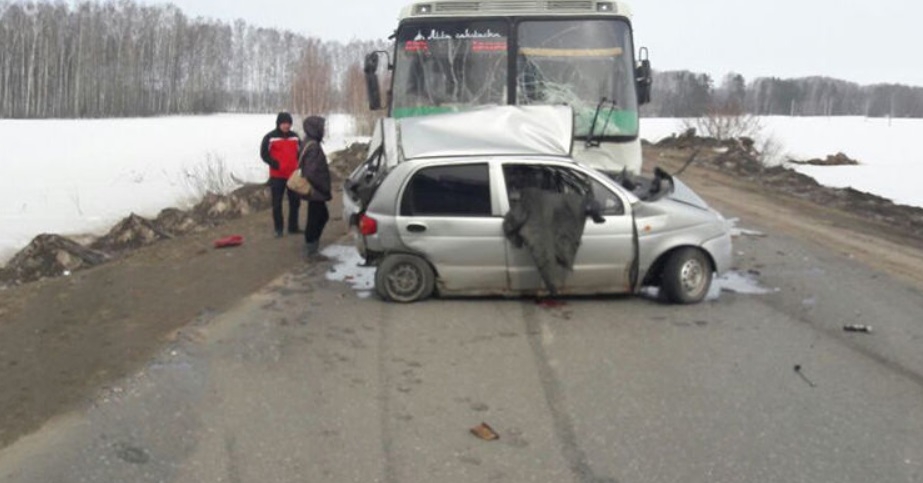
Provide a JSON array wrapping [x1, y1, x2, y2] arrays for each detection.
[[585, 97, 618, 148]]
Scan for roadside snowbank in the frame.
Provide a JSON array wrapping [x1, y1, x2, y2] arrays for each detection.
[[0, 113, 366, 264], [640, 116, 923, 209]]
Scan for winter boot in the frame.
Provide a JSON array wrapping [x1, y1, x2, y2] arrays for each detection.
[[305, 241, 319, 257]]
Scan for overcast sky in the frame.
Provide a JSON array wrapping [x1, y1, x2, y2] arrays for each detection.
[[140, 0, 921, 86]]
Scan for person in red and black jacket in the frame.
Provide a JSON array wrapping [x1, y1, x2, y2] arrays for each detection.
[[260, 112, 302, 237]]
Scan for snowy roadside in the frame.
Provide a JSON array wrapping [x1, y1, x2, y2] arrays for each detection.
[[0, 113, 368, 264], [640, 116, 923, 210]]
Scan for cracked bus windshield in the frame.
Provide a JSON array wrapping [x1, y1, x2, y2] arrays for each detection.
[[518, 19, 638, 138], [392, 19, 638, 139], [392, 20, 509, 118]]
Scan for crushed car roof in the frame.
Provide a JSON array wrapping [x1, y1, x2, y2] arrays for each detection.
[[397, 105, 574, 160]]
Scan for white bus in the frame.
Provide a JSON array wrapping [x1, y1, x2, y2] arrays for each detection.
[[364, 0, 652, 174]]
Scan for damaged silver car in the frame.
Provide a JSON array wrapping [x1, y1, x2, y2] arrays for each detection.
[[343, 106, 732, 304]]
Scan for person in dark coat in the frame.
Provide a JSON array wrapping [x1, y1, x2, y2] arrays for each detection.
[[299, 116, 332, 256], [260, 112, 302, 237]]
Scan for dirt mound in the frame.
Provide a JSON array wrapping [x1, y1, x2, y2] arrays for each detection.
[[654, 128, 742, 150], [790, 152, 860, 166], [153, 208, 201, 236], [328, 142, 369, 178], [0, 182, 273, 287], [0, 235, 110, 284], [90, 214, 173, 254], [192, 193, 250, 221]]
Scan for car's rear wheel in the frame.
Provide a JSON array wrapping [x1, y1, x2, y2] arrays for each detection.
[[375, 254, 435, 303], [661, 248, 712, 304]]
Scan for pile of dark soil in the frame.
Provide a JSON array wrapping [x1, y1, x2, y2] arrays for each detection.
[[0, 182, 272, 286], [328, 142, 369, 179], [0, 235, 111, 285]]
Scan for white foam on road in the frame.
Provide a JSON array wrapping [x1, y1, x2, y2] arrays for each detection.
[[641, 270, 778, 302], [709, 271, 780, 299], [321, 244, 375, 299]]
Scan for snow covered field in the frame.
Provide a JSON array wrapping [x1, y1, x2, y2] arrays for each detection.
[[0, 114, 921, 264], [641, 116, 923, 209], [0, 114, 365, 264]]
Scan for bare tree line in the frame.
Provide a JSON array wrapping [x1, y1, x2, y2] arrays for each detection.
[[0, 0, 388, 119], [644, 70, 923, 118]]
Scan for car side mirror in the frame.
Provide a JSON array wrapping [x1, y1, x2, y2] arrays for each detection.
[[364, 53, 382, 111], [636, 47, 652, 105]]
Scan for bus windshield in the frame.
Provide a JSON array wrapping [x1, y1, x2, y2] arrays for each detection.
[[518, 19, 638, 138], [392, 20, 509, 118], [391, 18, 638, 138]]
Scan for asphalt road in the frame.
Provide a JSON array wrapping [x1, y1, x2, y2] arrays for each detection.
[[2, 202, 922, 483]]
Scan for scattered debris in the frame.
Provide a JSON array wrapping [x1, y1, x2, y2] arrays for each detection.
[[843, 324, 873, 334], [214, 235, 244, 249], [470, 422, 500, 441], [793, 364, 817, 388]]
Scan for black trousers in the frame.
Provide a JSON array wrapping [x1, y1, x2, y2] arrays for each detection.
[[269, 177, 302, 233], [305, 201, 329, 244]]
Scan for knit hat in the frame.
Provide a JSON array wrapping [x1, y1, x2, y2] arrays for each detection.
[[276, 112, 293, 127]]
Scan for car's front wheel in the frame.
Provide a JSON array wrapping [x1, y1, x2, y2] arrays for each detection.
[[375, 254, 435, 303], [661, 247, 713, 304]]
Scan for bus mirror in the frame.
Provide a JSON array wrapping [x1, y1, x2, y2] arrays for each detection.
[[636, 48, 652, 105], [364, 53, 382, 111]]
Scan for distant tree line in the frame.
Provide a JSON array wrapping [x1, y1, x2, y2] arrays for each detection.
[[643, 71, 923, 118], [4, 0, 922, 121], [0, 0, 387, 119]]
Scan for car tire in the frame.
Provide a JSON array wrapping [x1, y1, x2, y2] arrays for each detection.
[[661, 247, 712, 304], [375, 254, 435, 303]]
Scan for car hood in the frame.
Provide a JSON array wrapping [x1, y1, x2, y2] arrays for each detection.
[[399, 105, 574, 160], [668, 177, 711, 211]]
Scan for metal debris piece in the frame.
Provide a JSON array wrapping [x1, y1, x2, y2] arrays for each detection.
[[470, 422, 500, 441], [843, 324, 872, 334], [793, 364, 817, 388]]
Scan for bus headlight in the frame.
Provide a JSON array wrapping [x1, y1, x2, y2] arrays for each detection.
[[413, 3, 434, 14], [597, 2, 615, 12]]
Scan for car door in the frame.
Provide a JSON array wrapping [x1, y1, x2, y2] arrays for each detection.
[[502, 163, 635, 294], [395, 162, 508, 294]]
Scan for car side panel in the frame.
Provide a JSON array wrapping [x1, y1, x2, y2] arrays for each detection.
[[397, 216, 509, 293]]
